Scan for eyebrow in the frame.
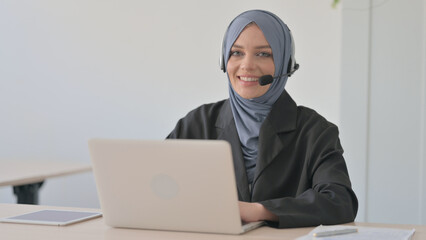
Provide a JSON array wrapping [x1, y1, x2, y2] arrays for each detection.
[[232, 44, 271, 49]]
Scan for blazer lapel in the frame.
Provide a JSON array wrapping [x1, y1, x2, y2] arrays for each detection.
[[253, 90, 298, 186], [215, 100, 251, 201]]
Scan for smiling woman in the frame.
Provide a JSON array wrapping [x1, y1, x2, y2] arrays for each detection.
[[167, 9, 358, 228]]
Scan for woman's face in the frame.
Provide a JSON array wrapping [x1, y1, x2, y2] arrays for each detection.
[[227, 24, 275, 99]]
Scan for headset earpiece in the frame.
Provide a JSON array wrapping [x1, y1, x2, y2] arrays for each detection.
[[220, 52, 225, 72], [219, 29, 227, 72], [287, 30, 298, 76]]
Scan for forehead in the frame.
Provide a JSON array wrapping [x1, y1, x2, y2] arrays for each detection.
[[232, 24, 270, 47]]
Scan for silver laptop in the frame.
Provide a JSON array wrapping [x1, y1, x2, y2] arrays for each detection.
[[88, 139, 264, 234]]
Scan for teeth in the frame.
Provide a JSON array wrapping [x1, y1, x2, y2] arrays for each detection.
[[240, 77, 258, 82]]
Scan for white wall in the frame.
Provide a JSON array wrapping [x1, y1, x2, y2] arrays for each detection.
[[341, 0, 426, 224], [340, 0, 371, 222], [421, 0, 426, 225], [0, 1, 342, 208]]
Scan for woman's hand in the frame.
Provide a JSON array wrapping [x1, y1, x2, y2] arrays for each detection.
[[238, 201, 279, 222]]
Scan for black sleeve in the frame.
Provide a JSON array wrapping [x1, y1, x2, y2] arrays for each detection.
[[166, 101, 224, 140], [166, 108, 208, 139], [260, 126, 358, 228]]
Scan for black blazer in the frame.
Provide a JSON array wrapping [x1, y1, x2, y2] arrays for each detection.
[[167, 90, 358, 228]]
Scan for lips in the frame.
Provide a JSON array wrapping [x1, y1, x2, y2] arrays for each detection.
[[239, 76, 259, 82]]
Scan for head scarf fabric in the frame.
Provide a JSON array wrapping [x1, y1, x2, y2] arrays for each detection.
[[223, 10, 293, 184]]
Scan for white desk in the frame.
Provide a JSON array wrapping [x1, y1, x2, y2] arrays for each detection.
[[1, 203, 425, 240], [0, 161, 91, 204]]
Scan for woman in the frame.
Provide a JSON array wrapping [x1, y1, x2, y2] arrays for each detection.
[[167, 9, 358, 228]]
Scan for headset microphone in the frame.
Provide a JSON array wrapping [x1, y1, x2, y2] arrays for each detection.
[[258, 63, 299, 86]]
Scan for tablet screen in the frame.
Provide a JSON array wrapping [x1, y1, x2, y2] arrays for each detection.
[[0, 209, 102, 226]]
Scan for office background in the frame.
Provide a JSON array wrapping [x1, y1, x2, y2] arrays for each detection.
[[0, 0, 425, 225]]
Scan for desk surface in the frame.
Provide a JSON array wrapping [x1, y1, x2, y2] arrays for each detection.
[[0, 161, 91, 187], [0, 203, 425, 240]]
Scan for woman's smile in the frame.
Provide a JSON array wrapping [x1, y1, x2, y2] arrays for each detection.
[[238, 76, 259, 82]]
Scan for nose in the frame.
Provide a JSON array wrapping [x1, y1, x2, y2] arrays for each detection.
[[240, 54, 256, 71]]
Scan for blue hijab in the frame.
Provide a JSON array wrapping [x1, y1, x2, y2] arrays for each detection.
[[223, 10, 293, 184]]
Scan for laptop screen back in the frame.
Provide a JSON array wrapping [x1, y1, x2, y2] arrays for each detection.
[[89, 139, 245, 234]]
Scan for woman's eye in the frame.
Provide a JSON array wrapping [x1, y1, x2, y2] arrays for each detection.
[[257, 52, 272, 57], [230, 51, 243, 57]]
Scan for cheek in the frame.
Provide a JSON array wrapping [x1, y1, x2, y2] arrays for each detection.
[[226, 60, 237, 75], [264, 60, 275, 74]]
